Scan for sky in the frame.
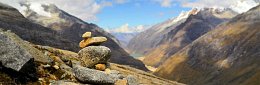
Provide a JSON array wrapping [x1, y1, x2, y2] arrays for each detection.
[[93, 0, 191, 31], [0, 0, 259, 33]]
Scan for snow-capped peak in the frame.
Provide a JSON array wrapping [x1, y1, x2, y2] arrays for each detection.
[[156, 8, 199, 32], [171, 8, 199, 23]]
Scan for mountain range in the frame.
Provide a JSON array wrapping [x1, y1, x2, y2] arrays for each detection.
[[154, 5, 260, 85], [128, 8, 238, 67], [0, 0, 260, 85], [111, 32, 138, 49]]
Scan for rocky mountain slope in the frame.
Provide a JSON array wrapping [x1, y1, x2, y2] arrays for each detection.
[[0, 3, 76, 50], [129, 8, 238, 67], [0, 3, 148, 71], [128, 9, 198, 56], [154, 5, 260, 85]]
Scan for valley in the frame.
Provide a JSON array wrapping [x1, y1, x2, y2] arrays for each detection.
[[0, 0, 259, 85]]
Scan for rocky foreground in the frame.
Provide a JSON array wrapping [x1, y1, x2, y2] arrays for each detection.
[[0, 30, 183, 85]]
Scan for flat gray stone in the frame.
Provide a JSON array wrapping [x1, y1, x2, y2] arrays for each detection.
[[124, 75, 139, 85], [73, 65, 115, 84]]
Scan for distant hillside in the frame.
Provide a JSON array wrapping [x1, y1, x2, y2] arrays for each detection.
[[129, 8, 238, 67], [111, 32, 138, 49], [155, 5, 260, 85]]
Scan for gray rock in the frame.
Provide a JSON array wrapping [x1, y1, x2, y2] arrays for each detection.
[[124, 75, 139, 85], [50, 80, 89, 85], [73, 65, 115, 84], [0, 29, 42, 82], [0, 30, 33, 71], [109, 70, 124, 80], [78, 46, 111, 67]]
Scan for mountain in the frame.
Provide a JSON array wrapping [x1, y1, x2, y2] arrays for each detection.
[[128, 9, 198, 56], [0, 3, 148, 71], [154, 5, 260, 85], [128, 8, 238, 67], [111, 32, 138, 49], [0, 3, 76, 51]]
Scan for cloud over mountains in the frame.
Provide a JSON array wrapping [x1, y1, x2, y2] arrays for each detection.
[[107, 24, 150, 33]]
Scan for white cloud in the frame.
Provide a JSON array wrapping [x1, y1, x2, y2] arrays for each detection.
[[114, 0, 128, 4], [154, 0, 174, 7], [230, 0, 259, 13], [0, 0, 112, 21], [181, 0, 236, 8], [153, 0, 259, 13], [108, 23, 149, 33], [180, 0, 259, 13]]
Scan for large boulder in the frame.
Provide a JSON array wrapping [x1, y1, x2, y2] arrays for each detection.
[[78, 46, 111, 67], [0, 29, 52, 71], [73, 65, 115, 84], [0, 29, 52, 83]]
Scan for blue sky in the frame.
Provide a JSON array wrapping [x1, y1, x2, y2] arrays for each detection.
[[93, 0, 191, 29]]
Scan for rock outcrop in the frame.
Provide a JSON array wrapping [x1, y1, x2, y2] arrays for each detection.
[[0, 29, 40, 83], [0, 30, 33, 71], [154, 5, 260, 85]]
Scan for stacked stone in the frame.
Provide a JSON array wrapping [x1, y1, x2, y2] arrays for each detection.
[[74, 32, 139, 85], [78, 32, 109, 71]]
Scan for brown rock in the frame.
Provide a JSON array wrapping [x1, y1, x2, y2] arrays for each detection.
[[53, 65, 60, 70], [79, 37, 107, 48], [115, 80, 128, 85], [95, 64, 106, 71], [53, 62, 60, 70], [50, 56, 64, 64], [49, 74, 57, 80], [82, 32, 91, 38], [104, 68, 111, 74]]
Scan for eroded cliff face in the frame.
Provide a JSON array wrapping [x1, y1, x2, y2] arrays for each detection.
[[154, 5, 260, 85], [129, 8, 237, 67], [0, 3, 148, 71]]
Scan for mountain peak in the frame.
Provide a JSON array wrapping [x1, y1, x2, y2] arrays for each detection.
[[19, 2, 88, 30], [170, 8, 199, 24]]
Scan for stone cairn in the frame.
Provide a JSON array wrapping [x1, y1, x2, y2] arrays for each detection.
[[73, 32, 137, 85], [78, 32, 109, 70]]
